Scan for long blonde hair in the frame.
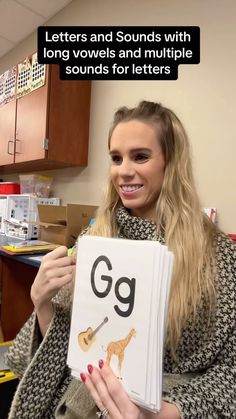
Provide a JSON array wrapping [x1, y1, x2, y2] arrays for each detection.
[[88, 101, 217, 354]]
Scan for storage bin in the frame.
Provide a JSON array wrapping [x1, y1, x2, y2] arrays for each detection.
[[0, 182, 20, 194], [19, 174, 52, 197]]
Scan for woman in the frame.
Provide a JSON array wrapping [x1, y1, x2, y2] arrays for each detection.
[[6, 101, 235, 418]]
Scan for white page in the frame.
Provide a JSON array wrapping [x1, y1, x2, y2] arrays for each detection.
[[130, 245, 173, 411], [67, 236, 157, 402], [146, 243, 163, 406], [150, 245, 172, 410], [155, 250, 174, 409]]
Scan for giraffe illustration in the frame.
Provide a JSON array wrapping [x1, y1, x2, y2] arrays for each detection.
[[106, 328, 136, 379]]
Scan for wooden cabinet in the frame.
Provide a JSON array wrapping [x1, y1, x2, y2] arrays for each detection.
[[0, 257, 36, 340], [0, 100, 16, 165], [15, 82, 48, 163], [0, 65, 91, 173]]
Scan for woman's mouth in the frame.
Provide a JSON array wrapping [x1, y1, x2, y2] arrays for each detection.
[[120, 184, 143, 193]]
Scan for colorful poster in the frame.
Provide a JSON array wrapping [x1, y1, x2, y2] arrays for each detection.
[[31, 51, 46, 92], [4, 66, 17, 103], [16, 57, 32, 98], [0, 72, 6, 106]]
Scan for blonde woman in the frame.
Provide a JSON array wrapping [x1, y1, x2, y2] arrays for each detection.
[[6, 102, 235, 419]]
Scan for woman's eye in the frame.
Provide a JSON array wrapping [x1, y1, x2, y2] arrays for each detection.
[[134, 153, 149, 162], [111, 155, 122, 164]]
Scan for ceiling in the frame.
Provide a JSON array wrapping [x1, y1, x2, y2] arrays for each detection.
[[0, 0, 73, 59]]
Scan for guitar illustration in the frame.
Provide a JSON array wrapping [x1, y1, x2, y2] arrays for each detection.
[[78, 316, 109, 351]]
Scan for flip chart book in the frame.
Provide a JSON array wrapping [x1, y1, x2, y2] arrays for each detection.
[[67, 236, 173, 412]]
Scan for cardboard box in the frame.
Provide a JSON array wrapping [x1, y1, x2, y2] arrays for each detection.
[[37, 204, 97, 247]]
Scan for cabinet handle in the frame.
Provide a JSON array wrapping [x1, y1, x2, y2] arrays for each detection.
[[7, 140, 14, 155], [15, 139, 21, 154]]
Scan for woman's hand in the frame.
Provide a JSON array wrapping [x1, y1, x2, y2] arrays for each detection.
[[30, 246, 76, 336], [81, 361, 141, 419], [81, 361, 180, 419]]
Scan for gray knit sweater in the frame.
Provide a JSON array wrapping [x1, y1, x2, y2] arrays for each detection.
[[6, 207, 236, 418]]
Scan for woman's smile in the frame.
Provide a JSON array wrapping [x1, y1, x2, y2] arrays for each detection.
[[120, 184, 144, 194]]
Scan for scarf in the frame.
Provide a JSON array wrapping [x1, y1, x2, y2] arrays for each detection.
[[116, 205, 164, 244]]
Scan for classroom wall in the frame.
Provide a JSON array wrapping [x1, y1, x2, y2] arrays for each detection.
[[0, 0, 235, 233]]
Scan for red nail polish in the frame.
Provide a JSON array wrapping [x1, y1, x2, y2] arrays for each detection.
[[87, 364, 93, 374], [99, 359, 104, 369], [80, 373, 86, 383]]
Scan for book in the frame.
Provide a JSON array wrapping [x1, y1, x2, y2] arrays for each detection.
[[0, 240, 59, 255], [67, 236, 173, 412]]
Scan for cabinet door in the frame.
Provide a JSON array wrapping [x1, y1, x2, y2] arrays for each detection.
[[47, 66, 91, 166], [14, 84, 48, 163], [0, 100, 16, 165], [0, 257, 35, 340]]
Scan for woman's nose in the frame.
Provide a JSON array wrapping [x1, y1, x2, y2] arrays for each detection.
[[119, 159, 135, 177]]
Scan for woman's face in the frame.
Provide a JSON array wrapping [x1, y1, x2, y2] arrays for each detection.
[[109, 119, 165, 221]]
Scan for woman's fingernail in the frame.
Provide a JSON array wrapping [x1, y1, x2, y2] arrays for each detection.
[[87, 364, 93, 374], [99, 359, 104, 369], [80, 373, 86, 383]]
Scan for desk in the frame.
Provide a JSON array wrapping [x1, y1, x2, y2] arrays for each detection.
[[0, 236, 43, 341]]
